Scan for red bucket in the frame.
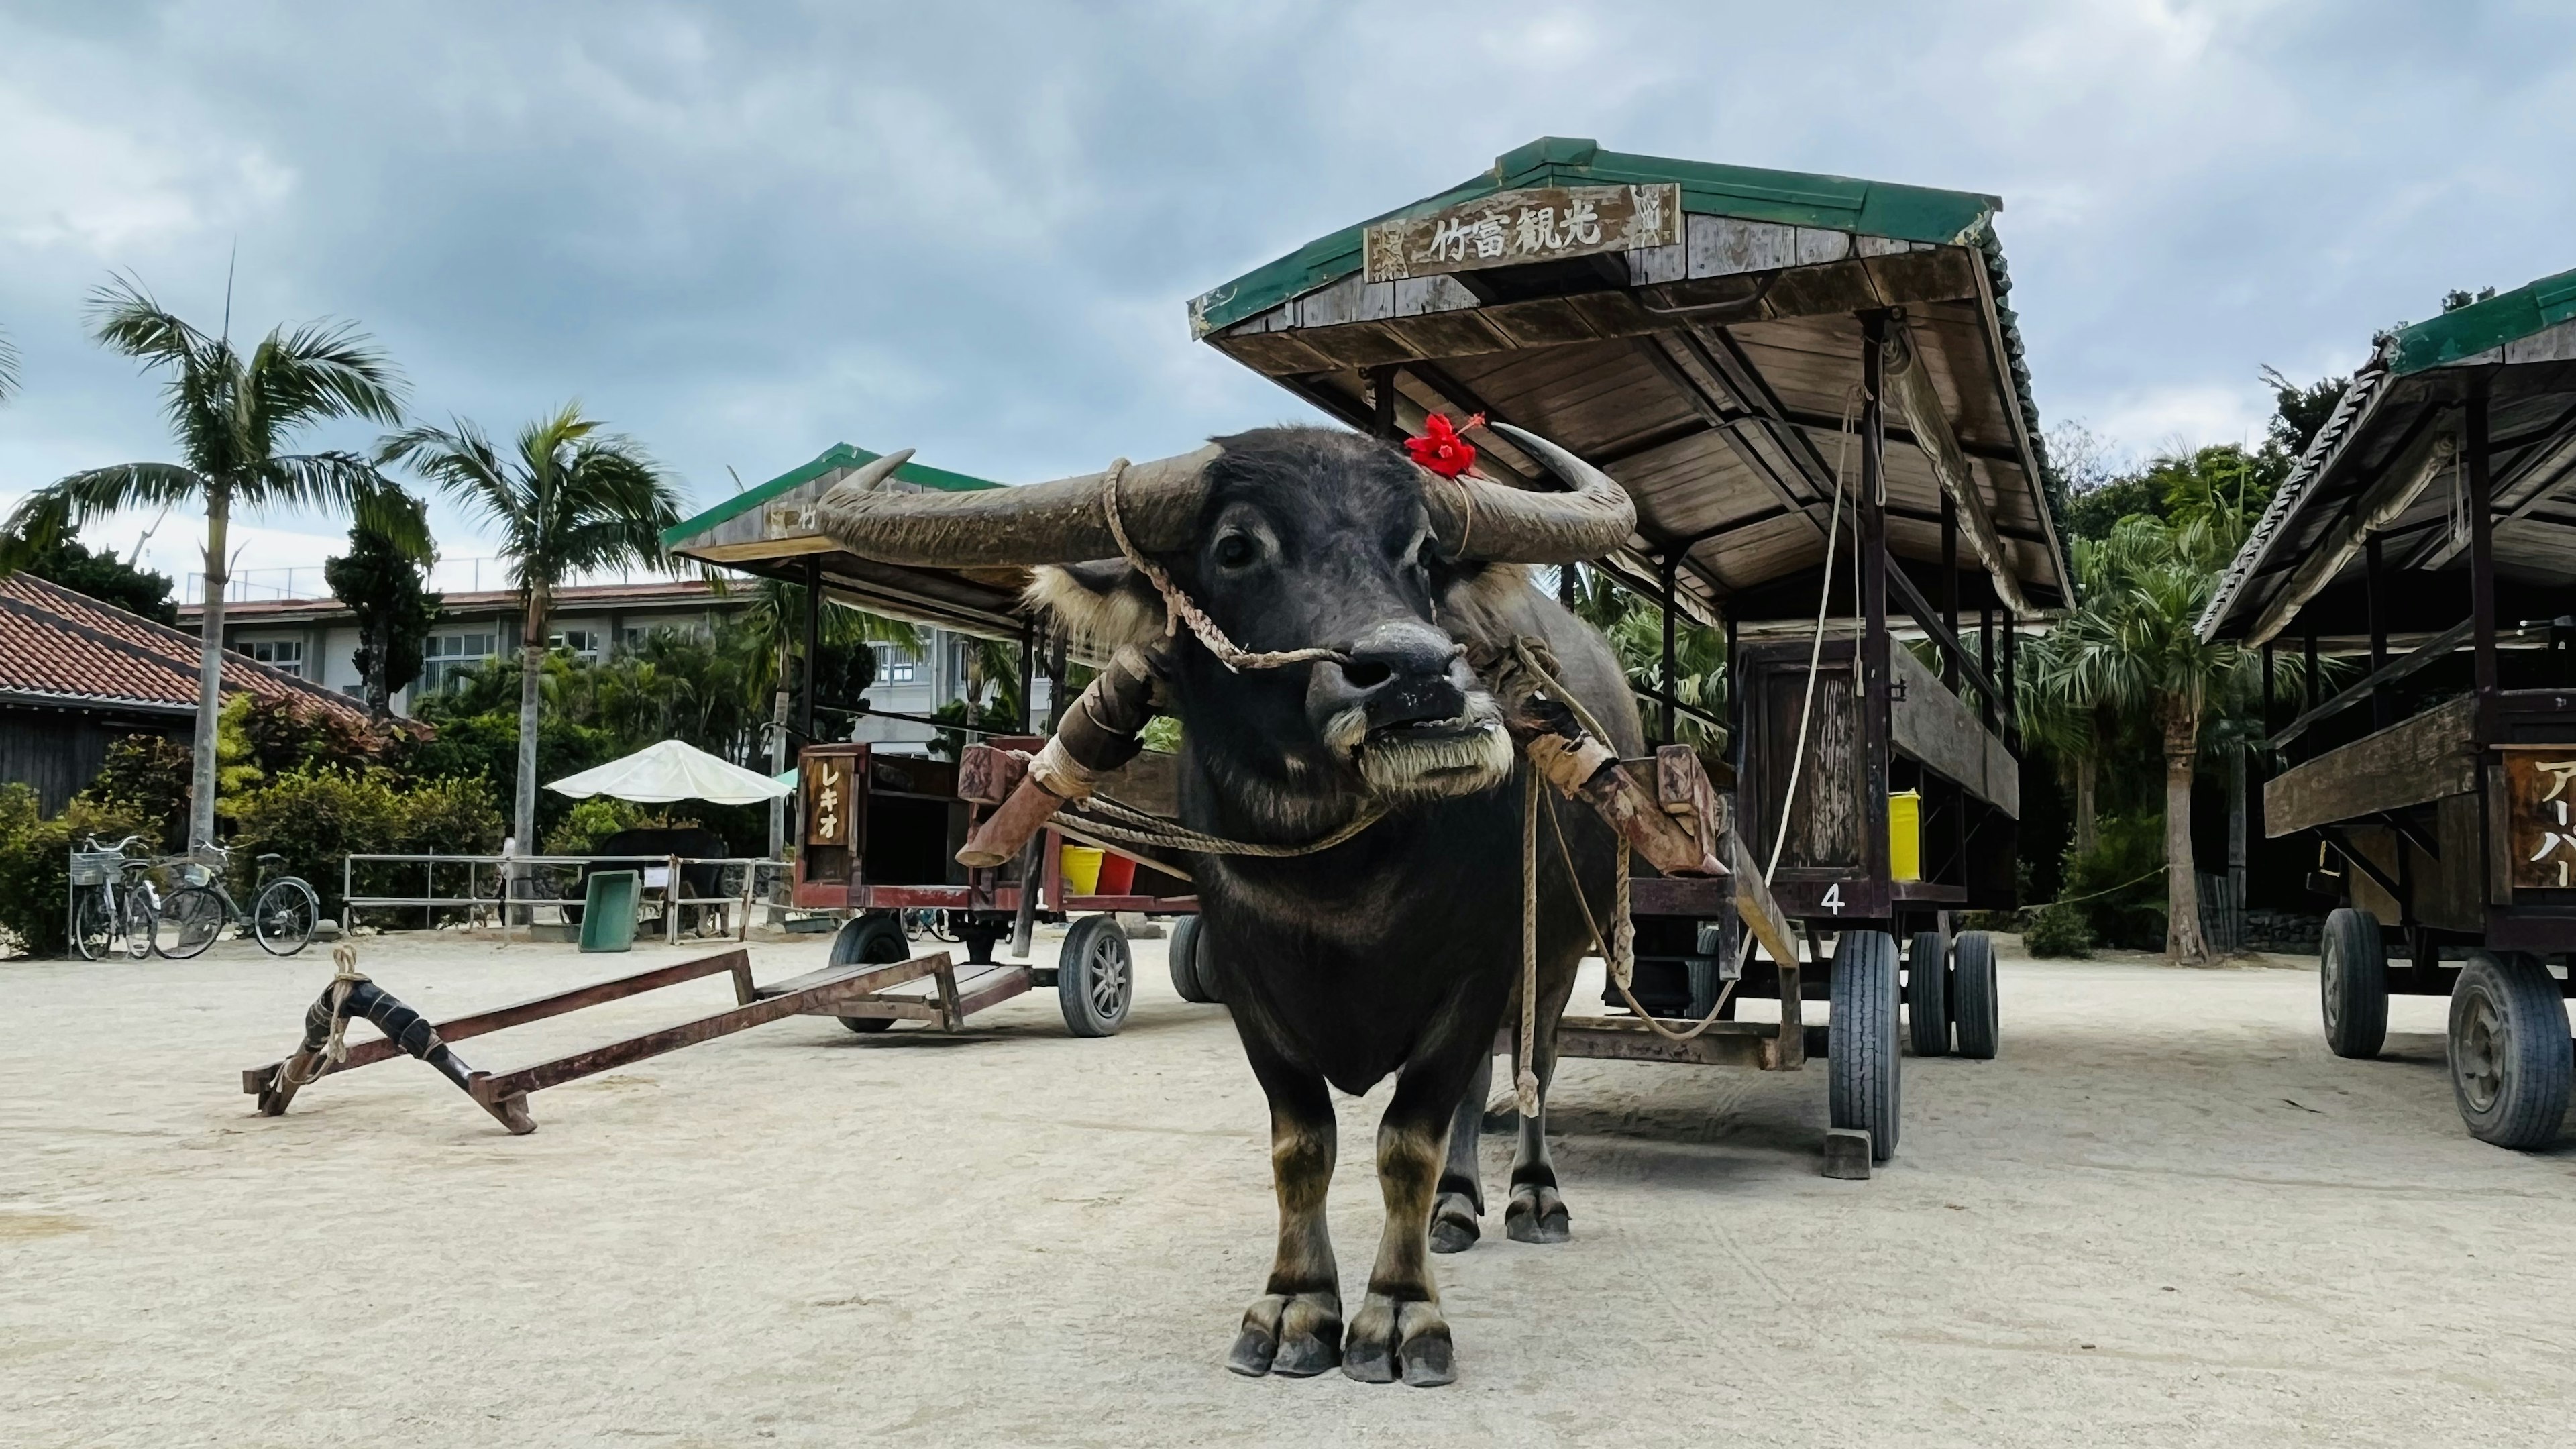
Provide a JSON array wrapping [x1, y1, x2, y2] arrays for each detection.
[[1095, 852, 1137, 896]]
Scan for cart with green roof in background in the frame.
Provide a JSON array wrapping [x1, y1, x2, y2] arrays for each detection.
[[2198, 266, 2576, 1149]]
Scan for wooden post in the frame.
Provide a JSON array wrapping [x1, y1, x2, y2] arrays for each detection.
[[800, 558, 822, 746], [2000, 614, 2019, 757], [1560, 561, 1579, 611], [1659, 551, 1680, 749], [1858, 311, 1892, 908], [2303, 614, 2319, 714], [1045, 631, 1069, 732], [1939, 492, 1960, 690], [1978, 601, 1995, 731], [1723, 610, 1740, 775], [1370, 364, 1399, 440], [1017, 620, 1036, 731], [2468, 382, 2497, 697], [2365, 533, 2391, 730]]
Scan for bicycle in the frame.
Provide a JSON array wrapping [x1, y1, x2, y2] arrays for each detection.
[[68, 834, 158, 962], [153, 846, 321, 959]]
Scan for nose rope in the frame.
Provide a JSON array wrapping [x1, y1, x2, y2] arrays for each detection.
[[1100, 459, 1355, 674]]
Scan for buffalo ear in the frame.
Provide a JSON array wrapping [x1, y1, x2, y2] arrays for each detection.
[[1025, 560, 1165, 650]]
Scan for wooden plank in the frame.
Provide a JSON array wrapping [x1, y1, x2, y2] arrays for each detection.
[[472, 953, 953, 1103], [1727, 831, 1803, 976], [1364, 183, 1680, 283], [2265, 694, 2480, 836], [1548, 1016, 1773, 1069], [1686, 215, 1796, 277], [1889, 645, 2017, 816]]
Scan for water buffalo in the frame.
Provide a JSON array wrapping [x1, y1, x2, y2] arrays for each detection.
[[817, 424, 1639, 1386]]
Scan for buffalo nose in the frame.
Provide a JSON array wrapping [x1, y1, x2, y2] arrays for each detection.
[[1332, 623, 1466, 731]]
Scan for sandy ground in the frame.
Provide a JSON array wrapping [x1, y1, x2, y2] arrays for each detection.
[[4, 925, 2573, 1448]]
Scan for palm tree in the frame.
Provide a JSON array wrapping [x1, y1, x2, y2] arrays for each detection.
[[0, 278, 414, 849], [2033, 513, 2259, 963], [0, 322, 20, 405], [378, 405, 684, 860]]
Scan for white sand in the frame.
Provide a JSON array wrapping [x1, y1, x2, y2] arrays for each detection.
[[3, 928, 2571, 1447]]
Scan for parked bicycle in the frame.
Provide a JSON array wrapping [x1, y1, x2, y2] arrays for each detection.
[[68, 834, 158, 962], [154, 846, 320, 958]]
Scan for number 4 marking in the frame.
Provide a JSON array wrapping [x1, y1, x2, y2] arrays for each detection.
[[1822, 883, 1843, 914]]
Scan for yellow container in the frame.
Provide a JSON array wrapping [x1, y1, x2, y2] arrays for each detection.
[[1888, 791, 1921, 881], [1061, 845, 1105, 896]]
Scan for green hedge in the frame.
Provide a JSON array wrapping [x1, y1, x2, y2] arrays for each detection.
[[225, 769, 504, 920]]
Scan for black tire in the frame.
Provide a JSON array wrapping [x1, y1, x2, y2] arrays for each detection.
[[118, 888, 156, 960], [1057, 914, 1134, 1037], [830, 913, 910, 1034], [1951, 930, 2000, 1061], [1907, 929, 1949, 1057], [2447, 950, 2573, 1150], [1167, 915, 1215, 1003], [71, 889, 111, 961], [1829, 929, 1901, 1161], [252, 878, 319, 957], [154, 885, 226, 959], [2319, 908, 2389, 1059]]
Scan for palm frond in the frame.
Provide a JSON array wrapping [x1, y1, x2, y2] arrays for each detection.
[[0, 323, 19, 405], [245, 318, 406, 438]]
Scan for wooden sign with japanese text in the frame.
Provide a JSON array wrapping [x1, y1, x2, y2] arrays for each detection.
[[2502, 748, 2576, 888], [805, 755, 853, 848], [1363, 183, 1682, 284]]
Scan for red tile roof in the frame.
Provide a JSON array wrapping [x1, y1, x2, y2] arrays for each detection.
[[0, 572, 367, 720], [183, 578, 721, 625]]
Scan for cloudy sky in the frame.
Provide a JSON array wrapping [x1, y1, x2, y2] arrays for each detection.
[[2, 1, 2569, 595]]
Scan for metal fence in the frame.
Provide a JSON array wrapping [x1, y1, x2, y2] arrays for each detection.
[[343, 854, 791, 944], [2196, 871, 2246, 954]]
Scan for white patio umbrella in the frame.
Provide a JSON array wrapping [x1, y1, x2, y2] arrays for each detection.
[[546, 739, 794, 806]]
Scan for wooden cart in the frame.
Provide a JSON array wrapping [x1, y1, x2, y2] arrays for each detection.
[[2199, 265, 2576, 1148], [1189, 137, 2076, 1165]]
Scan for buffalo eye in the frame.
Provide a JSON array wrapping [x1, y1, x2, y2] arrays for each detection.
[[1214, 532, 1259, 570]]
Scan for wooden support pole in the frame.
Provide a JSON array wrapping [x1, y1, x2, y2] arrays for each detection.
[[1370, 364, 1399, 441], [1045, 630, 1069, 732], [2469, 382, 2498, 696], [1859, 310, 1893, 906], [1660, 551, 1680, 749], [800, 557, 822, 746], [1939, 490, 1960, 690], [2304, 614, 2320, 714], [2365, 533, 2391, 730], [2000, 613, 2019, 757], [1017, 620, 1036, 731], [1978, 600, 1995, 732]]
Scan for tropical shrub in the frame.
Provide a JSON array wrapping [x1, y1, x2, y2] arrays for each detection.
[[0, 785, 144, 957], [77, 733, 193, 851], [541, 798, 700, 855], [225, 768, 503, 919], [2021, 902, 2094, 959]]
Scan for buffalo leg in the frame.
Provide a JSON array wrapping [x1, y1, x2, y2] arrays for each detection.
[[1430, 1051, 1491, 1254], [1505, 971, 1576, 1244], [1228, 1047, 1342, 1378], [1344, 1044, 1480, 1387]]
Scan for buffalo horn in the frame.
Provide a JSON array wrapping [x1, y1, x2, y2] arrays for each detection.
[[814, 446, 1219, 566], [1430, 422, 1638, 564]]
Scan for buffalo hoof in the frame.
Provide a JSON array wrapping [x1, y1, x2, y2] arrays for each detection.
[[1228, 1291, 1342, 1378], [1504, 1182, 1570, 1244], [1429, 1191, 1481, 1254], [1342, 1296, 1454, 1387]]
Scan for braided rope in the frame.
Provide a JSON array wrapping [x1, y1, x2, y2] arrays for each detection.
[[1057, 792, 1385, 859], [1099, 460, 1352, 673], [1517, 768, 1541, 1117]]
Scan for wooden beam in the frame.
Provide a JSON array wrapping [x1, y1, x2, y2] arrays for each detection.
[[2469, 382, 2497, 696], [1890, 645, 2018, 816], [2246, 426, 2459, 647], [1884, 554, 2007, 714], [1883, 320, 2032, 616], [2265, 695, 2479, 836], [1859, 310, 1893, 907]]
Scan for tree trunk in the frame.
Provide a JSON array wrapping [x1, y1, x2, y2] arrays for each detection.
[[2164, 701, 2210, 965], [187, 488, 231, 852], [365, 621, 391, 717], [2073, 752, 2098, 862], [2226, 742, 2248, 949], [512, 596, 547, 924]]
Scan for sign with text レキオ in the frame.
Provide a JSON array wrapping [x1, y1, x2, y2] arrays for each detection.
[[1362, 184, 1682, 284]]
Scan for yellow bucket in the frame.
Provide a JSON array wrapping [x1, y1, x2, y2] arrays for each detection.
[[1061, 845, 1105, 896], [1888, 791, 1921, 881]]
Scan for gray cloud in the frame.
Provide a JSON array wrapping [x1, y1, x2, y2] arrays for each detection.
[[3, 0, 2571, 580]]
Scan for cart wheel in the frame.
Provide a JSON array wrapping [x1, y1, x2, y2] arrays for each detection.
[[2447, 950, 2573, 1149], [1951, 930, 2000, 1061], [1906, 929, 1949, 1057], [831, 913, 910, 1034], [1829, 929, 1901, 1162], [2319, 908, 2388, 1059], [252, 878, 319, 957], [1058, 914, 1134, 1037], [1167, 915, 1216, 1003]]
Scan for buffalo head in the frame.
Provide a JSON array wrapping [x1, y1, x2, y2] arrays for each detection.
[[814, 423, 1633, 818]]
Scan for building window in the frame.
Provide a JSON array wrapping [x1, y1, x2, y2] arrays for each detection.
[[551, 628, 601, 661], [873, 643, 918, 684], [246, 639, 304, 677], [421, 631, 498, 692]]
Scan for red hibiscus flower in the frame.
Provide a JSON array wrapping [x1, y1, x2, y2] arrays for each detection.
[[1405, 412, 1484, 478]]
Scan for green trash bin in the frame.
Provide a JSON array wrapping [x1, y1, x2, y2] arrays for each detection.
[[578, 870, 641, 953]]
